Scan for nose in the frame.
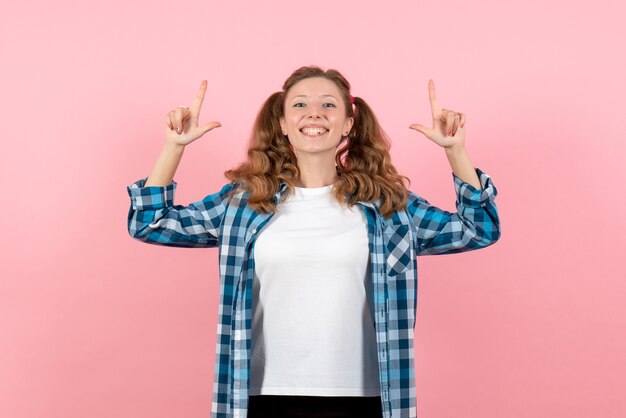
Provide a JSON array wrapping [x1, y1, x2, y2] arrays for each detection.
[[306, 103, 323, 118]]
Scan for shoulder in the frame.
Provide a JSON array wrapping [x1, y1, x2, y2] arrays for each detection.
[[220, 181, 252, 206]]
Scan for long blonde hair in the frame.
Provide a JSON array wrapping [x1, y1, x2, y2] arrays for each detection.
[[224, 65, 411, 219]]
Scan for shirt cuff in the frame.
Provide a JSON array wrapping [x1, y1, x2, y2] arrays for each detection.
[[127, 177, 178, 211], [452, 167, 498, 208]]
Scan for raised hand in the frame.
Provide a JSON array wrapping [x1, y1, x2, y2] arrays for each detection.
[[408, 79, 466, 150], [165, 80, 222, 147]]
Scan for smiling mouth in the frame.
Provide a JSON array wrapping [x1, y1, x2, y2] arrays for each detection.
[[300, 128, 329, 137]]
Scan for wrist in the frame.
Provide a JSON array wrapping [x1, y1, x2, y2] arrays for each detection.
[[445, 144, 466, 155], [163, 141, 185, 153]]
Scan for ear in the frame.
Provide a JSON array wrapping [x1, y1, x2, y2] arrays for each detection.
[[279, 117, 286, 134], [344, 117, 354, 133]]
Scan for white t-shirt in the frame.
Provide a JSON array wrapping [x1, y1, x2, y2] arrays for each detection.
[[249, 183, 380, 396]]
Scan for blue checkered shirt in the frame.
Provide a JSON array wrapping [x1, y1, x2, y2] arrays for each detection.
[[127, 167, 500, 418]]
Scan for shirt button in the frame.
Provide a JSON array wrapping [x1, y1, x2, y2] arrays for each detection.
[[252, 229, 257, 234]]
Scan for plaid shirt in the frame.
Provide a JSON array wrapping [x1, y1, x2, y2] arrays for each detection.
[[127, 167, 500, 418]]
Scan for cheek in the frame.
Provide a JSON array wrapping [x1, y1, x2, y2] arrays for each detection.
[[285, 115, 299, 127]]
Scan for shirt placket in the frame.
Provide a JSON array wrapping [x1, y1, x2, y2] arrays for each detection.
[[360, 203, 392, 418], [233, 213, 273, 418]]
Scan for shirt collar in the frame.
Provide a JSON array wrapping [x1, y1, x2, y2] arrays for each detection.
[[275, 179, 380, 211]]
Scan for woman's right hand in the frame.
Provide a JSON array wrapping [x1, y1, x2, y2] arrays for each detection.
[[165, 80, 222, 147]]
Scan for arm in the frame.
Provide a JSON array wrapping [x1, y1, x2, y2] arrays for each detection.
[[126, 80, 231, 248], [126, 178, 237, 248], [445, 144, 481, 190], [144, 142, 185, 187], [405, 79, 499, 255], [408, 166, 500, 256]]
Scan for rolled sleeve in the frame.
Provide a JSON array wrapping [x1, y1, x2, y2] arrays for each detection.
[[408, 167, 501, 256], [126, 177, 237, 248], [452, 167, 498, 208]]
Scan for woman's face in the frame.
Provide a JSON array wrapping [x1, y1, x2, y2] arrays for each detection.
[[280, 77, 354, 157]]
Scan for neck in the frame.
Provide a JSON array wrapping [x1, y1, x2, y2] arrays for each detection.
[[293, 153, 339, 188]]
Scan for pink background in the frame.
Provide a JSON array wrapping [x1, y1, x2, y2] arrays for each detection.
[[1, 0, 625, 417]]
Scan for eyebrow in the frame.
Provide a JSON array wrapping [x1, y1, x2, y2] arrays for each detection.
[[291, 94, 338, 100]]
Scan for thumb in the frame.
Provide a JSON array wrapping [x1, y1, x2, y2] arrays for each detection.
[[200, 121, 222, 135], [409, 123, 429, 135]]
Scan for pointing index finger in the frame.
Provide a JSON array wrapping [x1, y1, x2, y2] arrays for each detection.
[[428, 79, 440, 117], [191, 80, 208, 115]]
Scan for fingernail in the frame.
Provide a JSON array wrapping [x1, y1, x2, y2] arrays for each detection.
[[177, 126, 181, 133]]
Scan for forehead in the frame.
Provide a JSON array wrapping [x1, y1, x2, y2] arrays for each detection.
[[287, 77, 341, 99]]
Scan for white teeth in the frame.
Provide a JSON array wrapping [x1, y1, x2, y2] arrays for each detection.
[[301, 128, 328, 135]]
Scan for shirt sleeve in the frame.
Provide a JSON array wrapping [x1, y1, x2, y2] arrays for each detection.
[[126, 177, 237, 248], [407, 167, 501, 256]]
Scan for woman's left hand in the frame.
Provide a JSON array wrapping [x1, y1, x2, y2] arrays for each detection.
[[409, 79, 465, 150]]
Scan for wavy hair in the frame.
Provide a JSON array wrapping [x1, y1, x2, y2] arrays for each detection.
[[223, 65, 410, 218]]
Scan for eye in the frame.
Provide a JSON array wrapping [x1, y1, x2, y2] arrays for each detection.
[[293, 103, 336, 108]]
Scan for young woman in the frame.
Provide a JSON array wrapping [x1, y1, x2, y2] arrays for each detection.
[[127, 65, 501, 418]]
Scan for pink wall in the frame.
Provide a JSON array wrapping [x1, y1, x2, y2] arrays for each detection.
[[1, 0, 625, 417]]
